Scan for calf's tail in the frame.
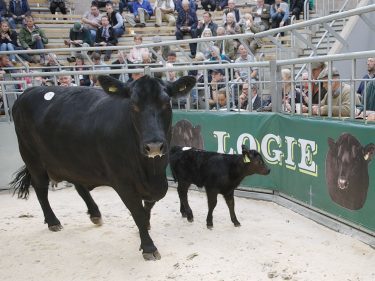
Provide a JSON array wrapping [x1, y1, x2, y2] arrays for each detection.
[[10, 166, 32, 199]]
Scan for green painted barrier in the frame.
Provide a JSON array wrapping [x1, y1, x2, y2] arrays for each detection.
[[172, 111, 375, 234]]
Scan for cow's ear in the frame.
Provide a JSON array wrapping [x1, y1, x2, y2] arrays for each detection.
[[241, 145, 251, 163], [98, 75, 130, 98], [364, 143, 375, 161], [167, 76, 196, 98], [327, 137, 337, 152]]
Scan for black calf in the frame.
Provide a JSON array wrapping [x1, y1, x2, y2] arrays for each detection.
[[170, 145, 270, 229]]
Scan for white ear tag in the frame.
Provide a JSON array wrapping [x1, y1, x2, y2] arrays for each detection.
[[182, 147, 192, 151], [364, 153, 369, 161], [44, 92, 55, 100], [244, 155, 251, 163]]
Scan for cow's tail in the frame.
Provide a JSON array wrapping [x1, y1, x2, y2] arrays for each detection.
[[10, 166, 32, 199]]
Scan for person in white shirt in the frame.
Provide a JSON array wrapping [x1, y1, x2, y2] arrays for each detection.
[[154, 0, 175, 27]]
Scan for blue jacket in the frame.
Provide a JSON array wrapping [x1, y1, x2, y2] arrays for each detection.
[[132, 0, 153, 17], [8, 0, 31, 17], [270, 2, 289, 22], [176, 8, 198, 30]]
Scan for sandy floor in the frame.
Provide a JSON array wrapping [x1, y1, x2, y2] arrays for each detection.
[[0, 186, 374, 281]]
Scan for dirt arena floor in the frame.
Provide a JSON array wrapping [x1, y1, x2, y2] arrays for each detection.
[[0, 186, 374, 281]]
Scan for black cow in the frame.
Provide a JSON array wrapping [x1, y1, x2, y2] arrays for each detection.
[[10, 75, 196, 260], [169, 145, 270, 229], [326, 133, 375, 210]]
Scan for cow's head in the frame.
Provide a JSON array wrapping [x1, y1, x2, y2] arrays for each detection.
[[327, 134, 375, 190], [98, 75, 196, 158], [241, 145, 270, 176]]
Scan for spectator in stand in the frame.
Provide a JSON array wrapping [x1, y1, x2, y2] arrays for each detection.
[[151, 35, 170, 62], [223, 0, 241, 24], [82, 4, 102, 43], [111, 50, 130, 81], [127, 34, 149, 63], [49, 0, 67, 19], [238, 82, 262, 111], [43, 53, 61, 74], [289, 0, 303, 21], [208, 45, 230, 63], [175, 0, 198, 58], [167, 51, 178, 63], [251, 0, 271, 31], [106, 2, 125, 37], [201, 0, 215, 12], [91, 0, 108, 9], [58, 72, 77, 86], [8, 0, 30, 29], [124, 0, 153, 28], [214, 26, 236, 61], [270, 0, 289, 29], [223, 12, 242, 34], [206, 69, 226, 109], [197, 11, 217, 37], [280, 68, 304, 112], [234, 44, 258, 81], [357, 57, 375, 100], [94, 15, 118, 61], [119, 0, 129, 15], [19, 15, 48, 64], [175, 0, 196, 12], [0, 20, 18, 62], [265, 0, 275, 4], [0, 0, 8, 23], [153, 0, 175, 27], [90, 52, 110, 86], [302, 61, 327, 105], [73, 54, 91, 86], [312, 67, 360, 117], [197, 28, 214, 59], [65, 22, 93, 63]]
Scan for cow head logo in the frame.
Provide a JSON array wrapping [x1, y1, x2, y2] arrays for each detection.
[[325, 133, 375, 210], [171, 119, 204, 150]]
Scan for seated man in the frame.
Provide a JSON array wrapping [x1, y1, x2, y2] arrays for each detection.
[[8, 0, 31, 29], [94, 15, 118, 61], [289, 0, 303, 20], [124, 0, 153, 28], [175, 0, 198, 58], [49, 0, 67, 18], [312, 67, 360, 117], [270, 0, 289, 29], [82, 4, 102, 42], [19, 15, 48, 64], [223, 0, 241, 24], [234, 44, 258, 80], [153, 0, 175, 27], [65, 22, 93, 63], [238, 81, 262, 111]]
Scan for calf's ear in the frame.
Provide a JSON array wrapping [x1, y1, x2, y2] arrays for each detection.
[[364, 143, 375, 161], [241, 145, 251, 163], [167, 76, 196, 98], [98, 75, 131, 98], [327, 137, 337, 153]]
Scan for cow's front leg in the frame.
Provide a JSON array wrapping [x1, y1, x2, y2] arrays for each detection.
[[117, 189, 160, 260], [223, 191, 240, 227], [143, 200, 156, 230], [205, 188, 218, 229], [177, 181, 193, 222]]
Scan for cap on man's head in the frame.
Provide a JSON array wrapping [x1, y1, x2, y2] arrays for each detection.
[[317, 67, 340, 80], [212, 69, 224, 75], [311, 61, 326, 70], [73, 22, 82, 32]]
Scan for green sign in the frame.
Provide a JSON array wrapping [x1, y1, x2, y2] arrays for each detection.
[[172, 111, 375, 234]]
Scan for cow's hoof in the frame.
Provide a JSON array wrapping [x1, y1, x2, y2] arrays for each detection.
[[234, 222, 241, 227], [187, 217, 194, 222], [142, 250, 161, 261], [206, 224, 213, 230], [48, 224, 63, 232], [90, 216, 103, 226], [181, 212, 187, 218]]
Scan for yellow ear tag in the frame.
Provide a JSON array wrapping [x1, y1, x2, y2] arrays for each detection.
[[179, 85, 186, 92], [244, 155, 251, 163], [364, 154, 369, 161], [109, 86, 117, 92]]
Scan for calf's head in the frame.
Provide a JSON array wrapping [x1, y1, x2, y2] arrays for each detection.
[[241, 144, 270, 176], [99, 75, 196, 158]]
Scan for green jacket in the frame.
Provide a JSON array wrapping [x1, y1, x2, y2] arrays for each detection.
[[19, 25, 48, 49]]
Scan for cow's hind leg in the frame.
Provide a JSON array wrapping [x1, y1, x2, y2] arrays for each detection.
[[206, 188, 218, 229], [143, 200, 155, 230], [32, 174, 62, 231], [223, 191, 241, 227], [74, 184, 102, 226], [177, 181, 193, 222]]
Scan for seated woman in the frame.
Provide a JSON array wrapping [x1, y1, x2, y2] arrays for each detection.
[[223, 12, 242, 35], [196, 28, 214, 59], [127, 34, 150, 64]]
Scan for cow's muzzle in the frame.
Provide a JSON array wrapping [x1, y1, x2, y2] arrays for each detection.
[[337, 178, 349, 190], [144, 142, 165, 158]]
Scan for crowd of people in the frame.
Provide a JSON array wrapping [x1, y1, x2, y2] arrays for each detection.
[[0, 0, 374, 119]]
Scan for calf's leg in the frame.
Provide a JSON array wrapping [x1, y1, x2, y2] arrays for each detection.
[[74, 184, 102, 226], [223, 191, 241, 227], [205, 188, 218, 229], [177, 181, 194, 222]]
